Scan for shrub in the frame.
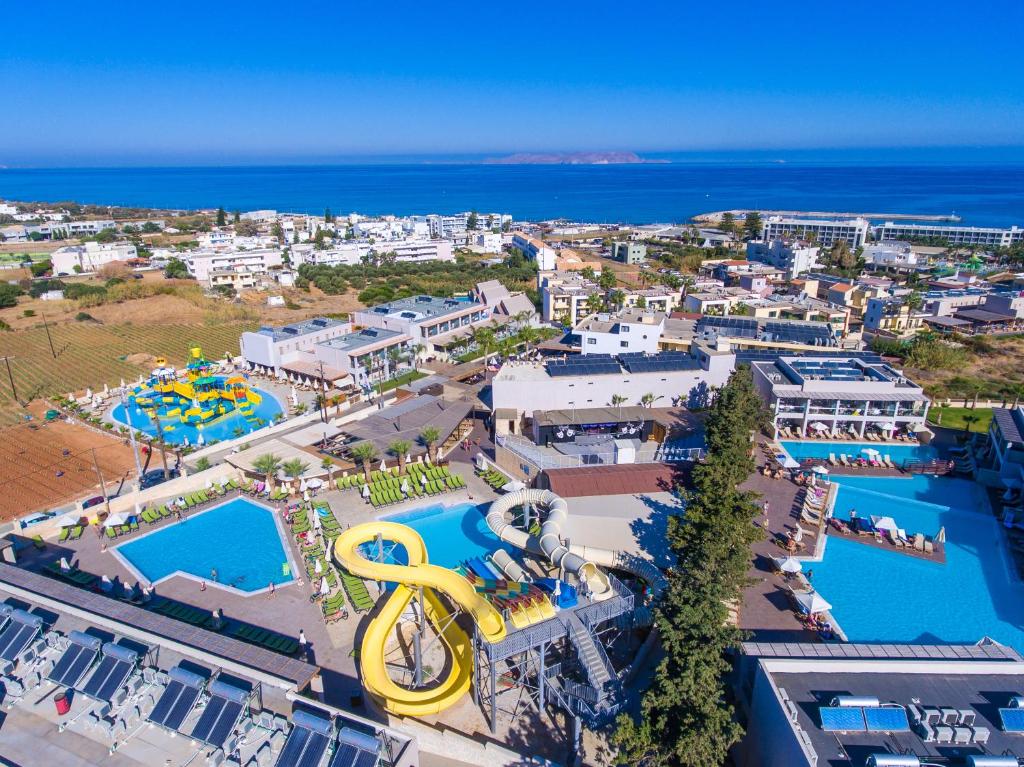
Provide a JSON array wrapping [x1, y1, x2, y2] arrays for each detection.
[[0, 283, 22, 308], [22, 309, 35, 317], [75, 312, 96, 322]]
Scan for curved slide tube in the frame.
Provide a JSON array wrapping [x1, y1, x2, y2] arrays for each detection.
[[486, 489, 667, 618], [333, 522, 506, 717]]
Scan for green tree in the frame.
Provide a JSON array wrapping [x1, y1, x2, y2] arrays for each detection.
[[350, 442, 379, 482], [321, 456, 335, 486], [282, 457, 310, 490], [470, 325, 497, 361], [194, 456, 211, 472], [585, 293, 604, 316], [0, 283, 22, 308], [610, 393, 628, 415], [324, 207, 334, 223], [719, 212, 736, 235], [389, 439, 412, 473], [599, 269, 617, 290], [613, 367, 767, 767], [580, 266, 597, 283], [252, 453, 282, 491], [906, 290, 923, 312], [419, 426, 440, 460], [164, 258, 191, 279], [216, 207, 226, 227], [828, 240, 857, 271], [639, 392, 663, 408], [743, 211, 762, 240], [467, 211, 478, 230], [233, 210, 241, 224], [314, 227, 327, 250]]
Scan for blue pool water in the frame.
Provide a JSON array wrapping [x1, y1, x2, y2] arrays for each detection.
[[781, 440, 940, 466], [371, 503, 512, 571], [115, 498, 294, 592], [811, 475, 1024, 649], [110, 386, 283, 446]]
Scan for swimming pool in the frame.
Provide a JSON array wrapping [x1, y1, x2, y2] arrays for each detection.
[[781, 440, 940, 466], [110, 386, 283, 446], [114, 497, 295, 594], [371, 502, 512, 570], [811, 475, 1024, 650]]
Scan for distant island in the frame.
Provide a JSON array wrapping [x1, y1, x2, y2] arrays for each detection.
[[483, 151, 667, 165]]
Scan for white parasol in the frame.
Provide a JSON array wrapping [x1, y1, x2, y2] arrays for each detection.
[[104, 512, 129, 527], [811, 422, 829, 432], [362, 484, 371, 498], [794, 590, 832, 614], [871, 515, 899, 533], [401, 480, 410, 495], [777, 556, 802, 574], [320, 577, 331, 596], [314, 558, 323, 575], [379, 460, 387, 472], [57, 513, 81, 528], [306, 478, 323, 489], [811, 465, 829, 475], [502, 480, 527, 492]]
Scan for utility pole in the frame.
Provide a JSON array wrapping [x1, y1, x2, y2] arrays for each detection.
[[41, 312, 57, 359], [0, 356, 17, 404], [118, 389, 145, 484], [316, 361, 328, 423], [90, 448, 111, 517]]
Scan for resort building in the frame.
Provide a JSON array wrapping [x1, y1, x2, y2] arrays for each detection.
[[512, 232, 558, 270], [987, 407, 1024, 484], [682, 287, 763, 315], [427, 211, 510, 238], [239, 317, 352, 378], [314, 327, 412, 388], [611, 241, 647, 264], [351, 294, 491, 357], [185, 248, 284, 283], [51, 241, 138, 275], [540, 271, 603, 325], [695, 315, 839, 351], [863, 295, 927, 339], [733, 641, 1024, 767], [874, 221, 1024, 247], [761, 216, 871, 248], [621, 286, 682, 313], [863, 240, 919, 269], [746, 239, 821, 278], [750, 354, 930, 439], [577, 309, 666, 355], [474, 279, 538, 323], [491, 344, 735, 424]]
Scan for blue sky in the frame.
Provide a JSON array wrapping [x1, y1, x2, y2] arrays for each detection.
[[2, 0, 1023, 165]]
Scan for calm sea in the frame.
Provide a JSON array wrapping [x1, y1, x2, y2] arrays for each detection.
[[2, 163, 1023, 226]]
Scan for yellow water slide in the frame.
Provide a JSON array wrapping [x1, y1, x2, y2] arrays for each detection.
[[333, 522, 506, 716]]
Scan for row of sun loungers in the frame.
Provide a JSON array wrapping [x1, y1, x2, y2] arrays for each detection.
[[479, 468, 511, 489], [827, 453, 896, 469], [778, 426, 918, 441], [367, 475, 465, 508]]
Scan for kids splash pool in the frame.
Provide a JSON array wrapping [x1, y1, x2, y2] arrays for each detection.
[[113, 497, 295, 594], [811, 475, 1024, 650]]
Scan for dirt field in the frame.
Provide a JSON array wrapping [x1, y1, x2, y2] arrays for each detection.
[[0, 401, 138, 522]]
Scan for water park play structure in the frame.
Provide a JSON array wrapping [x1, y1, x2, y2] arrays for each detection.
[[333, 490, 666, 731], [128, 347, 265, 434]]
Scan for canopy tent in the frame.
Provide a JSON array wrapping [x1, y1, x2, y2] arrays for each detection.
[[794, 590, 832, 615], [777, 556, 802, 574]]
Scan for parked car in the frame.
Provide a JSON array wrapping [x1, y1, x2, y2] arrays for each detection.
[[139, 468, 179, 489]]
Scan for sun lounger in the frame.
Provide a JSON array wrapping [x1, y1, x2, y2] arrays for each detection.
[[883, 455, 895, 468], [913, 533, 925, 551]]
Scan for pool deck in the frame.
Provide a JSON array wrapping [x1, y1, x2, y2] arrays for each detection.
[[826, 523, 947, 564]]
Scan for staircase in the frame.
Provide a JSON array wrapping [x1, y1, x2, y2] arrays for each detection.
[[566, 613, 613, 692]]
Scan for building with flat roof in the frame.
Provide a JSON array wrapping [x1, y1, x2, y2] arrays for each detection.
[[491, 344, 735, 422], [611, 241, 647, 264], [864, 294, 927, 339], [185, 248, 284, 283], [314, 326, 411, 387], [988, 407, 1024, 484], [512, 232, 558, 270], [239, 317, 352, 376], [733, 640, 1024, 767], [695, 315, 839, 351], [874, 221, 1024, 247], [863, 240, 919, 269], [762, 216, 870, 248], [540, 272, 603, 325], [352, 294, 490, 357], [746, 238, 821, 278], [51, 241, 138, 275], [577, 309, 666, 355], [751, 355, 930, 439]]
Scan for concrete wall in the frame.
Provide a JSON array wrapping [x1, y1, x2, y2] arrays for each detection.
[[733, 664, 815, 767]]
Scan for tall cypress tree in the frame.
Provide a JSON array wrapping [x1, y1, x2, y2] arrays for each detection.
[[613, 367, 767, 767]]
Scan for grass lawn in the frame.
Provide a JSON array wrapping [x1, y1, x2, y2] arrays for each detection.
[[927, 405, 993, 433], [377, 370, 427, 393]]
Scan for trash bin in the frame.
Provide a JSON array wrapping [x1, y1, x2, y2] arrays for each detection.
[[54, 691, 71, 715]]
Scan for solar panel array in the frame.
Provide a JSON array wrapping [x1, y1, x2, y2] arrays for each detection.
[[763, 321, 834, 346], [46, 631, 101, 688], [547, 354, 621, 377], [274, 711, 333, 767], [999, 708, 1024, 732], [820, 706, 867, 731], [329, 728, 381, 767], [619, 352, 697, 373], [736, 350, 883, 366], [191, 679, 249, 747], [79, 643, 137, 701], [864, 707, 911, 732], [0, 610, 42, 663], [790, 359, 876, 382], [148, 666, 206, 731]]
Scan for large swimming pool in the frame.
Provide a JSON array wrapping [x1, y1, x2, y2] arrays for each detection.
[[110, 386, 283, 446], [114, 497, 295, 594], [811, 475, 1024, 650], [372, 502, 512, 570], [781, 440, 940, 466]]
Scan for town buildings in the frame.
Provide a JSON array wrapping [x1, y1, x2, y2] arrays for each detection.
[[239, 317, 352, 378], [761, 216, 871, 248], [746, 238, 821, 278], [51, 241, 138, 275], [874, 221, 1024, 247], [352, 295, 491, 357], [611, 241, 647, 264]]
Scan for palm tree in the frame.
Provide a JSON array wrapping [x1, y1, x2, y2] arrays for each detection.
[[585, 293, 603, 317], [639, 392, 663, 408], [350, 442, 379, 482], [420, 426, 440, 461], [281, 458, 310, 493], [471, 325, 496, 362], [252, 453, 282, 491], [610, 394, 628, 416], [389, 440, 412, 474], [518, 326, 539, 357], [321, 456, 335, 486]]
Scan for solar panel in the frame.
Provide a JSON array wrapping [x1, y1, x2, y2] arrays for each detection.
[[864, 707, 911, 732], [47, 631, 101, 687], [79, 643, 138, 701], [275, 711, 333, 767], [1000, 708, 1024, 732], [0, 609, 42, 662], [548, 355, 621, 377], [330, 728, 381, 767], [191, 679, 248, 747], [820, 706, 867, 731], [148, 666, 206, 731]]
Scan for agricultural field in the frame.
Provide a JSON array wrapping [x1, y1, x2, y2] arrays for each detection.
[[0, 321, 257, 426]]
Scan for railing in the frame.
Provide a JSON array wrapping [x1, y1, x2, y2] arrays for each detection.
[[496, 434, 702, 470]]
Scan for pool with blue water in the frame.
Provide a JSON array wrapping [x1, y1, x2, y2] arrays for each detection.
[[367, 502, 512, 571], [781, 440, 940, 466], [812, 475, 1024, 650], [114, 497, 295, 593]]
